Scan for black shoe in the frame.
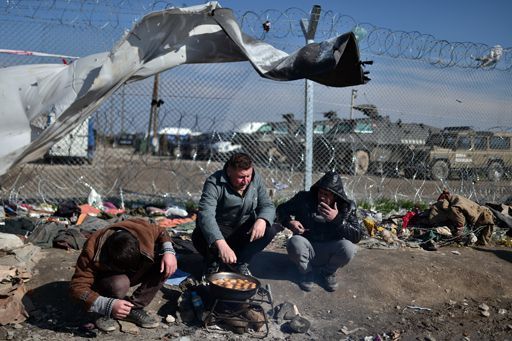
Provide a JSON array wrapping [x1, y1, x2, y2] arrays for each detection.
[[236, 263, 252, 276], [420, 240, 438, 251], [298, 272, 314, 292], [227, 262, 252, 276], [121, 309, 159, 328], [320, 272, 338, 292]]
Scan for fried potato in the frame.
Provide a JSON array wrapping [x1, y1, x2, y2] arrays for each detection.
[[211, 277, 257, 291]]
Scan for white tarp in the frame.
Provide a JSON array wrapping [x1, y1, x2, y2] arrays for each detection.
[[0, 2, 366, 176]]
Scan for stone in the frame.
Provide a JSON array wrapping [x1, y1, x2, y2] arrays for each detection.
[[478, 303, 489, 311], [165, 314, 176, 323], [287, 315, 310, 333], [275, 302, 295, 322], [118, 320, 140, 335], [0, 233, 23, 251]]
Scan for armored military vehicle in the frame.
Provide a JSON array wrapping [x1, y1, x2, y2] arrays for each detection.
[[313, 104, 439, 175], [403, 127, 512, 181]]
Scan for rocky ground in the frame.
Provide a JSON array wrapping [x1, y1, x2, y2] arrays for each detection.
[[1, 237, 511, 341]]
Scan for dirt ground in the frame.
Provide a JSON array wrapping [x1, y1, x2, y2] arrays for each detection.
[[2, 237, 511, 341]]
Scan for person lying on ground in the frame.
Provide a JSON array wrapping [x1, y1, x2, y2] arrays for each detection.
[[429, 190, 495, 245], [69, 218, 177, 332], [276, 171, 363, 292], [192, 152, 276, 277]]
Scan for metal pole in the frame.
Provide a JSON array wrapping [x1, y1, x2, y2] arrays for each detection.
[[300, 5, 321, 190], [121, 85, 125, 133], [350, 89, 357, 120], [146, 74, 159, 154]]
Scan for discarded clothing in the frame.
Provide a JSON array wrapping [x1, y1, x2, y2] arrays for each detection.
[[53, 227, 86, 250]]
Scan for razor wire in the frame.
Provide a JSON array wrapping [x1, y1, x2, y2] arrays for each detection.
[[2, 1, 511, 70], [1, 0, 511, 210]]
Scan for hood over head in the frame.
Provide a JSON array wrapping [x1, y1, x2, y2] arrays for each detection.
[[310, 171, 349, 203]]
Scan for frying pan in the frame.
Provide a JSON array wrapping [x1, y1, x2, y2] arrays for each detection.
[[206, 271, 261, 301]]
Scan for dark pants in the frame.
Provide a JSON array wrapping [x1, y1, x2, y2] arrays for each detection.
[[192, 219, 276, 265], [94, 260, 165, 310]]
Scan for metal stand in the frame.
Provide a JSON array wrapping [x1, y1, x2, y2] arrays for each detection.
[[203, 286, 273, 338]]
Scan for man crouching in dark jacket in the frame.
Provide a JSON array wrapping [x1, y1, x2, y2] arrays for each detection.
[[276, 171, 363, 292]]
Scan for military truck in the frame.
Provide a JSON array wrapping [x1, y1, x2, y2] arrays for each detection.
[[231, 116, 332, 169], [313, 105, 438, 175], [403, 127, 512, 181]]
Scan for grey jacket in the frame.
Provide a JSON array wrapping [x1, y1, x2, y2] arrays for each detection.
[[197, 168, 275, 246]]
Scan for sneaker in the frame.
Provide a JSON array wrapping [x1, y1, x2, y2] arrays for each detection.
[[95, 316, 117, 332], [121, 309, 159, 328], [321, 272, 338, 292], [420, 240, 438, 251], [298, 272, 314, 292], [227, 262, 252, 276], [236, 263, 252, 277]]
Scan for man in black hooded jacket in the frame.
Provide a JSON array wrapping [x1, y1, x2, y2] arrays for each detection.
[[276, 171, 363, 291]]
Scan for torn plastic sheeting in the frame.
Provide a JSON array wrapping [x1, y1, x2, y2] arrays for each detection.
[[0, 1, 367, 176]]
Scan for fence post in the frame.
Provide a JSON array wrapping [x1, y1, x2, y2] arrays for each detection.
[[147, 74, 160, 154], [300, 5, 321, 190]]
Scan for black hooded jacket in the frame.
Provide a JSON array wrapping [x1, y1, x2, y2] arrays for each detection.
[[276, 172, 362, 243]]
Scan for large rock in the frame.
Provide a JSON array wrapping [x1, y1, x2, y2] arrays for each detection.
[[0, 232, 23, 252]]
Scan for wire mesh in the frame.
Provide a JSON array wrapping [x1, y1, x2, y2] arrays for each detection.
[[1, 0, 511, 207]]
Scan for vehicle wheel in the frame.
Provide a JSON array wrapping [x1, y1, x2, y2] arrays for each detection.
[[349, 150, 370, 175], [172, 146, 182, 159], [430, 160, 449, 180], [404, 168, 416, 179], [487, 161, 504, 182], [267, 147, 286, 167], [353, 150, 369, 175], [189, 147, 198, 160]]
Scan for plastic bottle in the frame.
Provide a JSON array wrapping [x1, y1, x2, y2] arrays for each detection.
[[190, 291, 204, 322]]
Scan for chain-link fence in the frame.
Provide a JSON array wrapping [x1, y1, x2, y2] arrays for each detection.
[[1, 1, 511, 207]]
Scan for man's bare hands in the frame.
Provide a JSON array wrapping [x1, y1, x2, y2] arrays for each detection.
[[215, 239, 237, 264], [248, 218, 266, 242], [111, 299, 133, 319], [160, 253, 177, 278], [288, 220, 307, 234], [319, 201, 338, 222]]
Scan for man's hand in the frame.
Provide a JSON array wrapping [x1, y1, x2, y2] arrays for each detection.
[[215, 239, 237, 264], [288, 220, 307, 235], [111, 299, 134, 319], [248, 218, 266, 242], [318, 201, 338, 222], [160, 253, 177, 278]]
